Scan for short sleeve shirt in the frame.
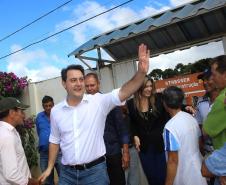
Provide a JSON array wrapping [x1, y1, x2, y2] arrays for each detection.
[[163, 128, 180, 151]]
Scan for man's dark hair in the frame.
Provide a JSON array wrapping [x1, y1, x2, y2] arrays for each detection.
[[61, 65, 85, 82], [162, 86, 184, 109], [211, 55, 226, 74], [0, 110, 10, 120], [85, 73, 99, 82], [42, 95, 54, 104]]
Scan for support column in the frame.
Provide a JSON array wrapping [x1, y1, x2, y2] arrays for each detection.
[[223, 36, 226, 54], [28, 83, 39, 115]]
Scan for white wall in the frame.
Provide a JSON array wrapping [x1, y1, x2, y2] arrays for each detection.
[[112, 60, 137, 88]]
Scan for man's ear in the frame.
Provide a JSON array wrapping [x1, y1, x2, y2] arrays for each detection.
[[8, 109, 16, 117], [62, 80, 66, 89]]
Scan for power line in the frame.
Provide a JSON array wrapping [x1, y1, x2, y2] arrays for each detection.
[[24, 0, 119, 44], [0, 0, 72, 43], [0, 0, 133, 60]]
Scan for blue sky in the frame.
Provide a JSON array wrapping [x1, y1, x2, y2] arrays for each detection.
[[0, 0, 224, 82]]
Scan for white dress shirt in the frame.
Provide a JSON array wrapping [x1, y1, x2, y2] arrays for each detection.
[[0, 121, 31, 185], [49, 89, 123, 165]]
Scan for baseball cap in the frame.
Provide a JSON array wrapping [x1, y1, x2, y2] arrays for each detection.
[[0, 97, 29, 113], [197, 68, 211, 80]]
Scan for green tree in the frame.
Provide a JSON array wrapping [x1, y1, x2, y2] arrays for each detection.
[[162, 68, 178, 79], [191, 58, 211, 73], [148, 57, 212, 79], [175, 63, 184, 73], [149, 69, 163, 80]]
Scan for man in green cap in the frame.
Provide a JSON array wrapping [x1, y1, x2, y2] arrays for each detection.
[[0, 97, 39, 185]]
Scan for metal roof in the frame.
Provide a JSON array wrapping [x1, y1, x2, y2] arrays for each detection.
[[68, 0, 226, 63]]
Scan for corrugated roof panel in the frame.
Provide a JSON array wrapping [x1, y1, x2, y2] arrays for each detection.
[[200, 0, 226, 9], [68, 0, 226, 60], [150, 30, 173, 48], [107, 44, 128, 60], [165, 25, 188, 43], [134, 33, 159, 49], [108, 33, 120, 42], [132, 17, 155, 34], [202, 9, 226, 33], [188, 1, 207, 15], [152, 11, 174, 27], [120, 39, 138, 55], [181, 19, 206, 40], [116, 24, 138, 39], [93, 34, 110, 46], [172, 4, 195, 19], [70, 39, 95, 56]]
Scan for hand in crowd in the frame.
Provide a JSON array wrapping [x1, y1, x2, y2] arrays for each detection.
[[27, 178, 41, 185], [38, 169, 52, 184], [220, 176, 226, 185], [138, 43, 150, 75], [184, 105, 196, 115], [122, 151, 130, 170], [134, 136, 141, 152]]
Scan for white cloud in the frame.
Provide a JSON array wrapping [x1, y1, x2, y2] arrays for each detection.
[[109, 7, 139, 27], [5, 0, 221, 83], [56, 0, 172, 47], [140, 5, 171, 18], [56, 0, 194, 46], [7, 45, 47, 76], [150, 41, 224, 72], [28, 66, 60, 82], [6, 45, 61, 82]]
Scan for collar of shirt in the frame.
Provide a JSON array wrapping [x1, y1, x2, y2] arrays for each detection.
[[0, 121, 15, 131], [39, 111, 49, 120], [62, 94, 89, 108]]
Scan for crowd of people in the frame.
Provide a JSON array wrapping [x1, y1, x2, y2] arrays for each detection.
[[0, 44, 225, 185]]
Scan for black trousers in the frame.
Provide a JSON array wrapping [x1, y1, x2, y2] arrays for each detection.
[[106, 153, 126, 185]]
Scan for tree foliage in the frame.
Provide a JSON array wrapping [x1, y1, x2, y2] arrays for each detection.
[[149, 69, 163, 80], [149, 58, 211, 80]]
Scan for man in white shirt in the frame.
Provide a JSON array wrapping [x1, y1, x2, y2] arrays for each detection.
[[39, 44, 150, 185], [162, 86, 207, 185], [0, 97, 39, 185]]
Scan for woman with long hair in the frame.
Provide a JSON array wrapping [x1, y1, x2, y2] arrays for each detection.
[[127, 76, 170, 185]]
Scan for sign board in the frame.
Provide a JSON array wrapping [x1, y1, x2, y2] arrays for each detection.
[[155, 73, 206, 105]]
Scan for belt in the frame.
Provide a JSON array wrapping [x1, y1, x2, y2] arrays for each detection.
[[67, 156, 106, 170]]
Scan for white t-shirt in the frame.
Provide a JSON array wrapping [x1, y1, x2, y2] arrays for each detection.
[[163, 111, 207, 185], [195, 97, 210, 124]]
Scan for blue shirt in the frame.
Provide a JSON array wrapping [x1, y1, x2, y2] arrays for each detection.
[[104, 106, 130, 155], [36, 111, 50, 152], [205, 143, 226, 176]]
